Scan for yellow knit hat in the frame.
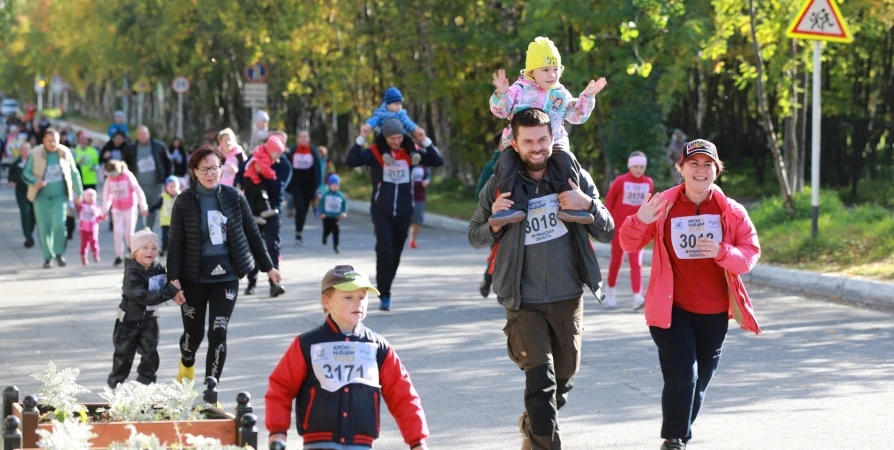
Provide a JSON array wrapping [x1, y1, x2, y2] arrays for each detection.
[[523, 37, 563, 75]]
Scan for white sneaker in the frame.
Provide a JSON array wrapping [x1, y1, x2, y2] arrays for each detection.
[[632, 293, 645, 311], [604, 287, 617, 308]]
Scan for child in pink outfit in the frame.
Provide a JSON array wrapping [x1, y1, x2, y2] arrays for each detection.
[[77, 188, 106, 265], [244, 135, 286, 224], [102, 160, 148, 266]]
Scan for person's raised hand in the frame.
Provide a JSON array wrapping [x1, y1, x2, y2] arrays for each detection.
[[635, 192, 668, 224], [360, 125, 372, 138], [583, 77, 608, 97], [492, 69, 510, 94], [413, 127, 426, 142]]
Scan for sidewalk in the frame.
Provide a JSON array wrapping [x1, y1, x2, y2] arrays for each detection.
[[348, 199, 894, 310]]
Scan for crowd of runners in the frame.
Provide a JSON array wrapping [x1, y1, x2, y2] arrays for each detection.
[[0, 36, 762, 450]]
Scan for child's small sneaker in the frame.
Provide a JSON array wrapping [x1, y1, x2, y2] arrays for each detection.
[[93, 254, 101, 263], [260, 208, 278, 219], [382, 153, 396, 166], [253, 216, 267, 225], [81, 255, 89, 266], [632, 293, 645, 311], [333, 246, 340, 254], [557, 209, 594, 224], [604, 287, 617, 308], [411, 152, 422, 165], [408, 240, 418, 249], [43, 259, 52, 269], [489, 210, 526, 227], [113, 256, 123, 267], [295, 234, 303, 246], [55, 255, 67, 267]]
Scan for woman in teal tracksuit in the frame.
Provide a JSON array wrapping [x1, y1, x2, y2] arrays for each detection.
[[21, 128, 84, 268]]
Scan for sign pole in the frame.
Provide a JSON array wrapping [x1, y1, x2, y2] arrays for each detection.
[[137, 93, 144, 126], [123, 75, 129, 125], [810, 40, 821, 239], [177, 93, 184, 139]]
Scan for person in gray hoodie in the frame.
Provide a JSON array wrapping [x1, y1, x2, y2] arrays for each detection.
[[468, 108, 614, 450]]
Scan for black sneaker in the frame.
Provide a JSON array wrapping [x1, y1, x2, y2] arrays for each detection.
[[660, 439, 686, 450], [24, 237, 34, 248], [43, 259, 52, 269], [55, 255, 67, 267], [270, 285, 285, 298], [113, 257, 123, 267], [488, 209, 526, 227], [557, 209, 594, 224], [333, 246, 340, 254], [295, 234, 303, 246], [322, 236, 327, 245], [244, 281, 257, 295], [479, 279, 491, 298]]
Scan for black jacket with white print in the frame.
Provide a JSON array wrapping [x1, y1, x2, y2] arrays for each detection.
[[119, 258, 179, 321]]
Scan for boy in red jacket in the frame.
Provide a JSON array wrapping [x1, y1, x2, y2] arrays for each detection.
[[265, 264, 430, 450], [604, 150, 654, 309]]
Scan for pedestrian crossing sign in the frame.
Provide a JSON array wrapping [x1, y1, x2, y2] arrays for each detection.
[[786, 0, 853, 43]]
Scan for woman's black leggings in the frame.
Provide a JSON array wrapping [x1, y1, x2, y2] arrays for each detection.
[[179, 279, 240, 382]]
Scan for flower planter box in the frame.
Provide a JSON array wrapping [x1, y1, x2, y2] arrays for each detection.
[[2, 386, 258, 450]]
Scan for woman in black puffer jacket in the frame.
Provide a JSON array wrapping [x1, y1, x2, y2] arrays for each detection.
[[166, 145, 282, 384]]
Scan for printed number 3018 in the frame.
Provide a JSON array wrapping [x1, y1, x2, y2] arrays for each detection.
[[525, 213, 558, 234]]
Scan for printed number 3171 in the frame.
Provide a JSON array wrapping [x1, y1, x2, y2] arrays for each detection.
[[322, 364, 364, 381]]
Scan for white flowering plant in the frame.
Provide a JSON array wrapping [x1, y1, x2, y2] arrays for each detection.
[[107, 424, 167, 450], [30, 362, 90, 422], [35, 419, 96, 450], [99, 379, 209, 422]]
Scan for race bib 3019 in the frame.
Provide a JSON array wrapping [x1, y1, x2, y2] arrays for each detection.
[[670, 214, 723, 259]]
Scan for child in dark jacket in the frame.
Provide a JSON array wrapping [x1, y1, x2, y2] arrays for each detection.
[[265, 264, 430, 450], [107, 229, 184, 388]]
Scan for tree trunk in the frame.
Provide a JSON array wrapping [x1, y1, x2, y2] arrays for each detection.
[[748, 0, 794, 211]]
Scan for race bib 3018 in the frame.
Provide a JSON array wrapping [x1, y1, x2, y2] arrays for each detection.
[[670, 214, 723, 259], [310, 342, 380, 392], [525, 194, 568, 246]]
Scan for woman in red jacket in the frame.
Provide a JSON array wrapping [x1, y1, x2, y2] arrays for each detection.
[[619, 139, 761, 450], [603, 150, 654, 309]]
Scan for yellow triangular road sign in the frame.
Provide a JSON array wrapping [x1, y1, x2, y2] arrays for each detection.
[[786, 0, 853, 43]]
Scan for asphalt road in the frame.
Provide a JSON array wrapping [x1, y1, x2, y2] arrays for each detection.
[[0, 187, 892, 449]]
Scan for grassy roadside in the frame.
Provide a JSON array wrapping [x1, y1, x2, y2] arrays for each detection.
[[341, 171, 893, 281], [749, 189, 894, 281]]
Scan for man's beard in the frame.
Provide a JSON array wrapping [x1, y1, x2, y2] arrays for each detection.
[[521, 152, 549, 172]]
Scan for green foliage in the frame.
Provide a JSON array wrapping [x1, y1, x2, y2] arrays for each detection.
[[750, 188, 894, 279]]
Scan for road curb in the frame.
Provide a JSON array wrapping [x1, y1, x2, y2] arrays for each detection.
[[348, 199, 894, 309]]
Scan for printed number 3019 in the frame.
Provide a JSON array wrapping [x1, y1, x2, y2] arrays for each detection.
[[678, 233, 714, 249]]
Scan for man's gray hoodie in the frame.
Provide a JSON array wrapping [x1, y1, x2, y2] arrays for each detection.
[[468, 168, 615, 311]]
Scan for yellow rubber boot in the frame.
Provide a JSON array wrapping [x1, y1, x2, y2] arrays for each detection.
[[178, 361, 195, 382]]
